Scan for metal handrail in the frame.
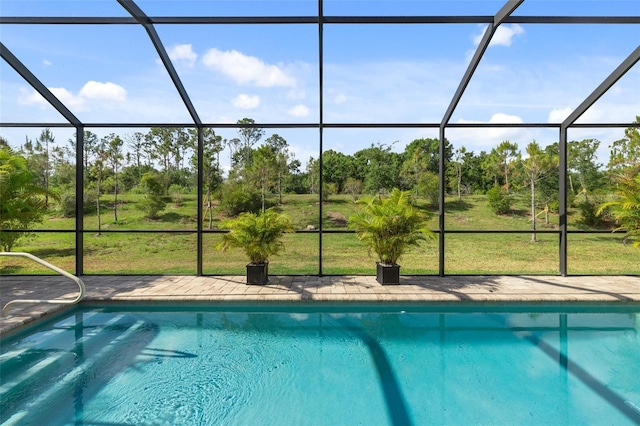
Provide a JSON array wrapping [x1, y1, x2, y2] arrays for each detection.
[[1, 252, 85, 316]]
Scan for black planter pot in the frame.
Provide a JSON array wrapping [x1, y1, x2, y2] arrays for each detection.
[[246, 263, 269, 285], [376, 262, 400, 285]]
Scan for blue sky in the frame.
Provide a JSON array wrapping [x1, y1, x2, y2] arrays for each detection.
[[1, 0, 639, 168]]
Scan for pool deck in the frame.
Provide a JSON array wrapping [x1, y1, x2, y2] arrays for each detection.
[[1, 274, 639, 336]]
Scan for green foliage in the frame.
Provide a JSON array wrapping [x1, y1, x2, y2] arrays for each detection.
[[608, 117, 640, 172], [343, 177, 363, 201], [169, 184, 185, 206], [486, 185, 511, 215], [568, 139, 606, 195], [323, 149, 355, 193], [354, 143, 404, 194], [56, 191, 97, 217], [120, 164, 155, 191], [578, 199, 607, 227], [323, 182, 337, 202], [417, 171, 439, 206], [598, 167, 640, 247], [0, 147, 57, 251], [137, 172, 166, 219], [217, 208, 294, 264], [218, 182, 262, 216], [348, 188, 435, 265], [57, 192, 77, 218]]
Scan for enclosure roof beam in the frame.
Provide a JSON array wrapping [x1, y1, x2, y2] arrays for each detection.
[[440, 0, 524, 127], [117, 0, 202, 127], [3, 16, 639, 25], [0, 42, 82, 126], [562, 45, 640, 128]]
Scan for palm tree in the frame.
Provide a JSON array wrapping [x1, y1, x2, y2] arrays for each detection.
[[0, 147, 57, 251], [348, 188, 435, 266], [598, 167, 640, 247], [217, 208, 294, 265]]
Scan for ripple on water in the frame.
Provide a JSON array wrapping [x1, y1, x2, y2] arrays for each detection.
[[81, 326, 302, 425]]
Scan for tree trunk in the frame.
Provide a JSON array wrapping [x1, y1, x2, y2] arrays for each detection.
[[579, 177, 589, 203], [569, 174, 575, 195], [113, 168, 118, 223], [96, 175, 102, 236], [545, 204, 549, 225], [505, 166, 509, 193], [457, 166, 462, 200], [261, 174, 266, 213], [530, 178, 536, 242], [206, 189, 213, 230]]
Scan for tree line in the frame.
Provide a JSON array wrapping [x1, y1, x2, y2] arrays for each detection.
[[1, 116, 639, 247]]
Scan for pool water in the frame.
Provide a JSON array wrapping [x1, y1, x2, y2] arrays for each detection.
[[2, 304, 640, 425]]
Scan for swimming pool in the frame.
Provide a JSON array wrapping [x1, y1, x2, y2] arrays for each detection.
[[2, 304, 639, 425]]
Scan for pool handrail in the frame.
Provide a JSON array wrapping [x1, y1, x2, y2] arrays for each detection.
[[1, 252, 85, 316]]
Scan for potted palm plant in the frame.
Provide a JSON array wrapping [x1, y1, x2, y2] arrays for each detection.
[[217, 208, 294, 284], [348, 188, 435, 284]]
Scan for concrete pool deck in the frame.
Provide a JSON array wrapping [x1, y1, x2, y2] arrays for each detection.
[[1, 274, 639, 336]]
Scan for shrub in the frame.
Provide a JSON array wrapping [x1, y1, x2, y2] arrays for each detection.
[[343, 177, 363, 201], [486, 185, 511, 214], [56, 191, 97, 217], [547, 200, 559, 214], [219, 183, 261, 216], [417, 171, 439, 206], [322, 183, 337, 202], [578, 199, 607, 227], [137, 172, 166, 219], [169, 184, 184, 207]]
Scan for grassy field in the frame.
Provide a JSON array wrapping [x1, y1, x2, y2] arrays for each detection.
[[2, 193, 638, 275]]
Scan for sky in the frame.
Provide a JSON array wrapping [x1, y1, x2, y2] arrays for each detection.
[[1, 0, 639, 169]]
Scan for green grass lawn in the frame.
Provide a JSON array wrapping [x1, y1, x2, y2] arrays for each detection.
[[3, 193, 638, 275]]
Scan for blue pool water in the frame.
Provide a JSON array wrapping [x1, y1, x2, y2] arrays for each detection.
[[1, 304, 640, 425]]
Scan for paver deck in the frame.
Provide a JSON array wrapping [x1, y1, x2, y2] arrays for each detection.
[[1, 274, 639, 336]]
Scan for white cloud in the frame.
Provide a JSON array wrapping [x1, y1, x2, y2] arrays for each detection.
[[492, 24, 525, 47], [19, 81, 126, 112], [232, 94, 260, 109], [19, 87, 48, 106], [79, 81, 127, 102], [458, 113, 523, 125], [286, 88, 307, 100], [449, 113, 527, 147], [473, 24, 524, 47], [333, 93, 347, 104], [288, 104, 309, 117], [548, 107, 573, 123], [20, 86, 87, 111], [50, 87, 87, 110], [42, 59, 52, 67], [202, 48, 296, 87], [168, 44, 197, 67]]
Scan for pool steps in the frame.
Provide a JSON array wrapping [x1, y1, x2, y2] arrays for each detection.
[[0, 312, 109, 364], [0, 315, 154, 425], [0, 315, 126, 398]]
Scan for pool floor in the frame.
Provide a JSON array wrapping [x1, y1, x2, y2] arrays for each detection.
[[2, 305, 640, 425]]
